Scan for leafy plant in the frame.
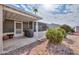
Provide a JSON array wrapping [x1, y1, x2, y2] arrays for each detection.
[[46, 28, 64, 45], [57, 28, 67, 38], [70, 28, 75, 33], [60, 24, 75, 33]]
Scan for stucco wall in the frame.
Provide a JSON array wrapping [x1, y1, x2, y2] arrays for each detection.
[[0, 5, 3, 54]]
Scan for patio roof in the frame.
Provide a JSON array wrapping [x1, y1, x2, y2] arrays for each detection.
[[3, 4, 42, 20]]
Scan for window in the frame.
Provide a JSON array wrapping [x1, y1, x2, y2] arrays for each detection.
[[3, 20, 14, 33], [29, 21, 33, 29]]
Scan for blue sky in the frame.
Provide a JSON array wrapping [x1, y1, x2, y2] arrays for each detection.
[[10, 4, 79, 27]]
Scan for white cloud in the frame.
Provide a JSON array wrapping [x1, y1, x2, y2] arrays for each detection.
[[37, 4, 79, 27]]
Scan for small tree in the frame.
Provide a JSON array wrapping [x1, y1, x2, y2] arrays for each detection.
[[60, 24, 75, 33], [33, 8, 38, 14]]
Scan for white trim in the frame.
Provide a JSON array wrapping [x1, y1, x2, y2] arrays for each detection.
[[3, 32, 14, 36], [14, 21, 16, 36], [14, 21, 23, 37], [36, 21, 38, 39], [21, 21, 23, 35]]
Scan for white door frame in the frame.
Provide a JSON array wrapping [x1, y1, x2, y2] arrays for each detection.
[[14, 21, 23, 37]]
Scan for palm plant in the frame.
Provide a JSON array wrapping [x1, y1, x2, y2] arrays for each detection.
[[33, 8, 38, 14]]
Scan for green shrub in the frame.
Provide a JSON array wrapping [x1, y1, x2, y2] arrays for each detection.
[[46, 29, 52, 39], [60, 24, 74, 33], [57, 28, 67, 38], [70, 28, 75, 33], [46, 28, 64, 45]]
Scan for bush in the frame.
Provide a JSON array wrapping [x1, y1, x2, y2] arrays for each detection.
[[60, 24, 75, 33], [70, 28, 75, 33], [46, 28, 64, 45], [57, 28, 67, 38]]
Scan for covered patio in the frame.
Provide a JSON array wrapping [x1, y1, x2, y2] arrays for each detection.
[[3, 31, 46, 54], [0, 4, 42, 54]]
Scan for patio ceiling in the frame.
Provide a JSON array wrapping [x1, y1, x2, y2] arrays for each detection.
[[3, 5, 42, 22], [3, 10, 36, 22]]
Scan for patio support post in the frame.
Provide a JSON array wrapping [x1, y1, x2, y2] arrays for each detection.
[[36, 21, 38, 39], [14, 21, 16, 36], [75, 27, 76, 32], [0, 5, 3, 54]]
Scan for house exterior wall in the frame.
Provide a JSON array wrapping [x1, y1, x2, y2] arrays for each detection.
[[0, 5, 3, 54], [75, 26, 79, 32]]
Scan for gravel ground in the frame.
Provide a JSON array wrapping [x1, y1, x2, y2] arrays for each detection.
[[29, 40, 75, 55], [47, 43, 75, 55]]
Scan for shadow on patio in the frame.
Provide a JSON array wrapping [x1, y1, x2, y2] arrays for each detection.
[[2, 39, 46, 55]]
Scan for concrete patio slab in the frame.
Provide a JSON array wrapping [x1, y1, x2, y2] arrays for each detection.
[[3, 31, 46, 54]]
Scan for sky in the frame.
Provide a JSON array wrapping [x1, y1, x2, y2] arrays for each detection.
[[9, 4, 79, 27]]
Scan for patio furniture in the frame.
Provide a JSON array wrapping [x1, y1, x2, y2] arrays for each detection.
[[7, 34, 14, 39], [3, 35, 9, 40], [24, 29, 34, 38], [3, 32, 14, 40]]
